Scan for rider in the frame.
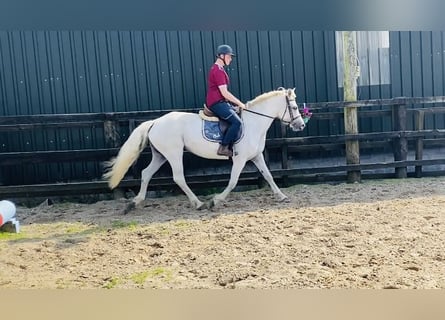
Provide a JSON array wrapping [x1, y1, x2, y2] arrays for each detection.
[[206, 44, 246, 157]]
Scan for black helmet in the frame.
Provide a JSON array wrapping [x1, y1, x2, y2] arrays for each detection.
[[216, 44, 236, 57]]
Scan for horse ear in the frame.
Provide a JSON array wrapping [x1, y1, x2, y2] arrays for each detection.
[[288, 88, 296, 99]]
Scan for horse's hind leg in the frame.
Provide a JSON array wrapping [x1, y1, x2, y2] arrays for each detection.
[[251, 153, 288, 201], [133, 147, 167, 206]]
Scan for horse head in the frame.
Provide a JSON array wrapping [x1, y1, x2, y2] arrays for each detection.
[[244, 87, 307, 131], [278, 87, 306, 132]]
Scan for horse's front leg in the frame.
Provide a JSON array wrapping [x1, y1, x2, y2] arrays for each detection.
[[251, 153, 288, 201], [211, 157, 247, 207]]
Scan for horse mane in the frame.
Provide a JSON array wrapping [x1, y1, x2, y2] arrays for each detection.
[[247, 89, 287, 107]]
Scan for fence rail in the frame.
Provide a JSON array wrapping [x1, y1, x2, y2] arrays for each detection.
[[1, 96, 445, 199]]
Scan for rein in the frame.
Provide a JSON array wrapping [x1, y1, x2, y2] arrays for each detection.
[[243, 108, 275, 119], [243, 95, 301, 124]]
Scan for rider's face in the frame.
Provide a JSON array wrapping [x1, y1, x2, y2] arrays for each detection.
[[223, 54, 232, 65]]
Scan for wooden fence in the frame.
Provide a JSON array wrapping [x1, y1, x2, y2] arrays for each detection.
[[1, 96, 445, 199]]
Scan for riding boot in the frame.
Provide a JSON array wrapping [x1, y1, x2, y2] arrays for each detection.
[[217, 144, 233, 157]]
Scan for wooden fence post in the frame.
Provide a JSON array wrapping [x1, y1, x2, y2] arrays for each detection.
[[126, 119, 141, 179], [342, 31, 361, 183], [414, 110, 425, 177], [104, 120, 121, 148], [344, 107, 361, 182], [280, 123, 289, 187], [104, 119, 124, 198], [392, 102, 408, 178]]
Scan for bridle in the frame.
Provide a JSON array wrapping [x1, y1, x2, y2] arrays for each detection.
[[243, 94, 303, 125]]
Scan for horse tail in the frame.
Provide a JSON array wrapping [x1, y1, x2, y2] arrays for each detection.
[[103, 120, 155, 189]]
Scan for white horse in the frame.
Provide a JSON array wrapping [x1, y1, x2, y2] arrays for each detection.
[[103, 88, 306, 211]]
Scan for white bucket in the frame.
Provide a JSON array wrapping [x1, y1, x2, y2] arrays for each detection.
[[0, 200, 16, 226]]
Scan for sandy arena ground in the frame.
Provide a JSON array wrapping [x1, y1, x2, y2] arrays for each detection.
[[1, 176, 444, 289]]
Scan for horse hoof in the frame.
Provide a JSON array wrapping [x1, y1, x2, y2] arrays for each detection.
[[123, 202, 136, 215], [207, 199, 215, 209], [196, 202, 207, 210], [277, 195, 289, 202]]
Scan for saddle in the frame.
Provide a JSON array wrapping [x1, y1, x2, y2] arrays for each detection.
[[199, 105, 219, 122], [199, 104, 243, 143], [201, 104, 242, 118]]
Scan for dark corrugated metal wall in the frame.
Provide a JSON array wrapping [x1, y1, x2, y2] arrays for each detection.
[[390, 31, 445, 130], [1, 31, 445, 185], [0, 31, 340, 185], [0, 31, 339, 115], [3, 31, 444, 115]]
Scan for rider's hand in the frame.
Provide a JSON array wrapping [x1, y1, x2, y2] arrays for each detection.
[[231, 105, 240, 113], [238, 103, 246, 109]]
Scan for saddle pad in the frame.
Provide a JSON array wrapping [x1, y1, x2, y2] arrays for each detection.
[[202, 120, 243, 143]]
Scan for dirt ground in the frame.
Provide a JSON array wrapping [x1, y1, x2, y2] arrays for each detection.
[[1, 176, 445, 289]]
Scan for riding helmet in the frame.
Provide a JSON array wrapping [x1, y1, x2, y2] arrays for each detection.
[[216, 44, 236, 57]]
